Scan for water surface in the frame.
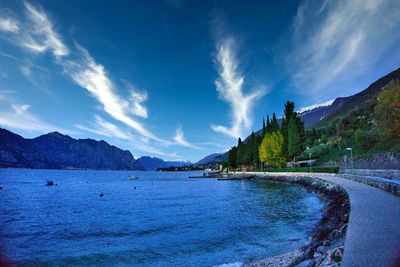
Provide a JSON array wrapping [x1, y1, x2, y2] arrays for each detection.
[[0, 169, 323, 266]]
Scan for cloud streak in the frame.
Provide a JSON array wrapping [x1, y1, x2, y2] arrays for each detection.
[[173, 126, 200, 149], [288, 0, 400, 99], [0, 17, 19, 32], [1, 2, 169, 144], [0, 95, 64, 133], [211, 38, 266, 139], [23, 2, 69, 57], [75, 115, 134, 140]]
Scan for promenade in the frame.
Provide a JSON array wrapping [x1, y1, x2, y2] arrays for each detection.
[[242, 172, 400, 266]]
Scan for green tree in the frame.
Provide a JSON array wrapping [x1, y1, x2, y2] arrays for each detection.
[[236, 138, 245, 166], [288, 115, 302, 160], [374, 82, 400, 140], [228, 146, 238, 169], [282, 101, 295, 158], [270, 113, 280, 132], [259, 131, 286, 168], [266, 115, 271, 133]]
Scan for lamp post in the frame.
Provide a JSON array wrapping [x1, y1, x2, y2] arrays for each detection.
[[346, 148, 353, 170], [309, 153, 312, 173]]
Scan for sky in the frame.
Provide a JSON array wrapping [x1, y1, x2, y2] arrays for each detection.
[[0, 0, 399, 162]]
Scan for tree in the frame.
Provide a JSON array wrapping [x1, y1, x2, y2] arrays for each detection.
[[236, 138, 245, 166], [262, 117, 266, 136], [266, 115, 271, 133], [282, 101, 295, 158], [228, 146, 238, 169], [259, 131, 286, 168], [374, 82, 400, 140], [288, 115, 302, 160], [270, 113, 280, 132]]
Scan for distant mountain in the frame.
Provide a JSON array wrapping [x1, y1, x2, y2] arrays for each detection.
[[196, 153, 228, 165], [137, 156, 190, 171], [0, 128, 144, 170]]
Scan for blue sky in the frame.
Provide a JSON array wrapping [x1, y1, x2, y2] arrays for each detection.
[[0, 0, 399, 162]]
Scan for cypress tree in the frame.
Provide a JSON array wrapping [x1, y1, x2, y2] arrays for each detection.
[[282, 101, 295, 158], [271, 113, 279, 132], [288, 115, 301, 160], [262, 117, 266, 136]]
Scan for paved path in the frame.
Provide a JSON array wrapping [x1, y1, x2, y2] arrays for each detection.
[[238, 172, 400, 266], [319, 175, 400, 267]]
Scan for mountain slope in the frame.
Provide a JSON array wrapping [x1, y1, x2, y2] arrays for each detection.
[[202, 67, 400, 163], [137, 156, 190, 171], [195, 152, 228, 165], [0, 128, 144, 170]]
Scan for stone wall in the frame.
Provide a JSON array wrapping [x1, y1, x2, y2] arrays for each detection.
[[340, 152, 400, 170], [341, 169, 400, 181]]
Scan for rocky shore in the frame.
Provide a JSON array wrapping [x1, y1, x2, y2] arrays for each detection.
[[245, 175, 350, 267]]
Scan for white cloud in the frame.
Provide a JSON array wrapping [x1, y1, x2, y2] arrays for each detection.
[[0, 17, 19, 32], [211, 38, 266, 139], [0, 97, 63, 133], [0, 2, 166, 144], [288, 0, 400, 99], [173, 126, 200, 149], [22, 2, 69, 57], [124, 82, 148, 118], [75, 115, 134, 140], [0, 2, 203, 156], [63, 45, 164, 142]]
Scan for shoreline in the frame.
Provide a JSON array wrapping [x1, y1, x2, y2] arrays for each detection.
[[233, 174, 351, 267]]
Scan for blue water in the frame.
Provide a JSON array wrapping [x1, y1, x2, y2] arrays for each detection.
[[0, 169, 323, 266]]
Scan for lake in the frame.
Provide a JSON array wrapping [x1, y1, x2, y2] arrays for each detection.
[[0, 169, 323, 266]]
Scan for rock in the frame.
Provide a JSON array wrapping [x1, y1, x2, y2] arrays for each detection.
[[315, 255, 324, 266], [317, 246, 328, 255], [322, 240, 331, 247], [296, 259, 315, 267]]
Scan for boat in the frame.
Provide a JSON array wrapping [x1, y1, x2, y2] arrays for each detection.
[[45, 180, 54, 186], [128, 176, 139, 180]]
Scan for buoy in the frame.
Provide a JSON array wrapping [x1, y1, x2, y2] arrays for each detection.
[[99, 192, 104, 197]]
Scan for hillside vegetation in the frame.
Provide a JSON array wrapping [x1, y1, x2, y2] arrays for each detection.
[[226, 79, 400, 171]]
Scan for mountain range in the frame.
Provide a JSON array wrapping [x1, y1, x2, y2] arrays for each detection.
[[1, 68, 398, 169], [136, 156, 190, 171], [0, 129, 143, 170]]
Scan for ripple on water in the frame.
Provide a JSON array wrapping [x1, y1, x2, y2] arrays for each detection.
[[0, 169, 323, 266]]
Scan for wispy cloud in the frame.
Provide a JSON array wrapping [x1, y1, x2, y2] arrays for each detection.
[[75, 115, 134, 140], [22, 2, 69, 57], [288, 0, 400, 99], [0, 17, 19, 32], [0, 96, 64, 133], [0, 2, 168, 144], [173, 126, 200, 149], [63, 45, 165, 142], [211, 38, 266, 139]]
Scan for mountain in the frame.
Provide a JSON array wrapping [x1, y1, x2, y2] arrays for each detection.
[[202, 67, 400, 163], [196, 153, 228, 165], [0, 128, 144, 170], [137, 156, 190, 171], [252, 67, 400, 136]]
